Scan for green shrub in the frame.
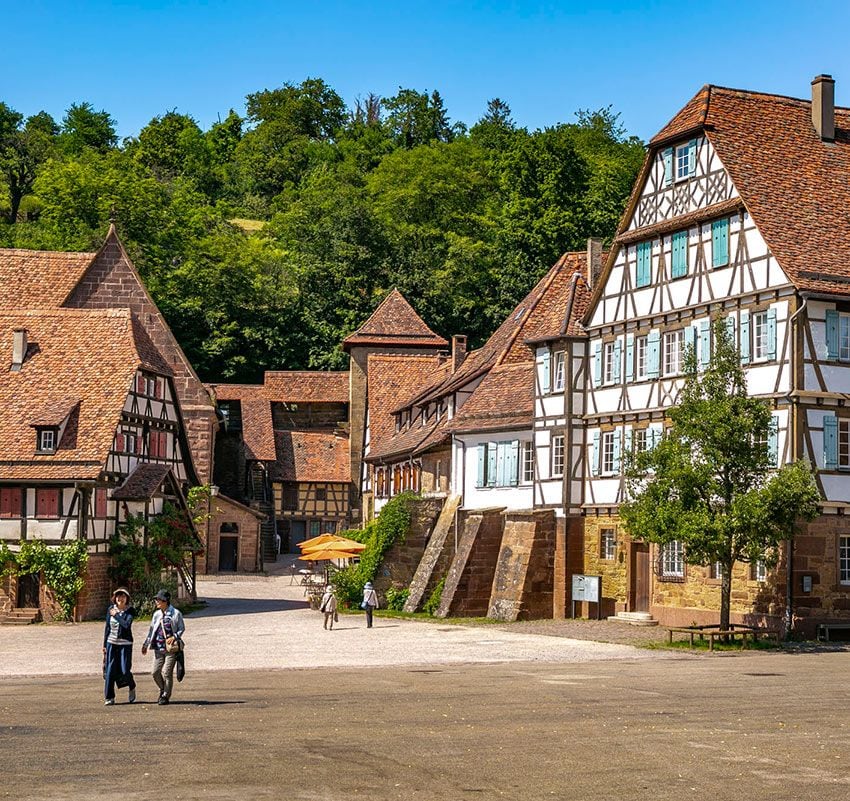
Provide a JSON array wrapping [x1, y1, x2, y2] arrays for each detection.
[[423, 577, 445, 616], [385, 586, 410, 611]]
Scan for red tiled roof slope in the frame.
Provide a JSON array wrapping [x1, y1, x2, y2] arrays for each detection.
[[650, 85, 712, 145], [342, 289, 448, 351], [272, 430, 350, 482], [447, 362, 534, 433], [0, 249, 96, 308], [263, 371, 348, 403], [0, 309, 166, 480], [112, 463, 172, 500]]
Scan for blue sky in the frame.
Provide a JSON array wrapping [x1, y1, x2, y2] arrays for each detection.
[[3, 1, 850, 142]]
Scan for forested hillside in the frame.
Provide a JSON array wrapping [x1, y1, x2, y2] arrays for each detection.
[[0, 80, 644, 382]]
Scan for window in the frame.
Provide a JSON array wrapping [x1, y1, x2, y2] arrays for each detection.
[[632, 429, 647, 455], [671, 230, 688, 278], [601, 431, 615, 474], [35, 488, 60, 519], [839, 536, 850, 585], [476, 441, 521, 488], [635, 335, 648, 381], [0, 487, 21, 518], [552, 351, 565, 392], [661, 541, 684, 578], [636, 241, 651, 287], [282, 484, 299, 510], [551, 435, 565, 477], [840, 420, 850, 470], [604, 342, 616, 384], [710, 561, 723, 580], [752, 311, 769, 361], [753, 561, 767, 583], [149, 431, 168, 459], [375, 469, 386, 499], [36, 428, 57, 453], [315, 487, 327, 501], [521, 441, 534, 484], [841, 316, 850, 362], [600, 528, 616, 561], [322, 520, 337, 534], [663, 330, 684, 376], [675, 143, 693, 181], [309, 521, 321, 537]]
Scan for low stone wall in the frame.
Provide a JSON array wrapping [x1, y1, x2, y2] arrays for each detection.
[[488, 509, 556, 622]]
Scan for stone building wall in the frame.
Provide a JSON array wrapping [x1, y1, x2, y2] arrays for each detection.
[[75, 553, 113, 622], [207, 496, 264, 574], [581, 515, 628, 618]]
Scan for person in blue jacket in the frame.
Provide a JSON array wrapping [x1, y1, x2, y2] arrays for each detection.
[[102, 587, 136, 706]]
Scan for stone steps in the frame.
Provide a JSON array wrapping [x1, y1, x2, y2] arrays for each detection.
[[0, 608, 41, 625], [607, 612, 659, 627]]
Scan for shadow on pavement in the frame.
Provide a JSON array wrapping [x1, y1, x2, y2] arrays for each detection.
[[189, 598, 307, 618]]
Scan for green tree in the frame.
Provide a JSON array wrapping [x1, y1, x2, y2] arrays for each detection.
[[383, 88, 461, 148], [620, 321, 820, 632], [60, 102, 117, 154], [470, 97, 517, 150]]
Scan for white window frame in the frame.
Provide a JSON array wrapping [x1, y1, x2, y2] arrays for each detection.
[[38, 429, 56, 452], [635, 335, 648, 381], [603, 341, 616, 385], [601, 431, 615, 475], [675, 144, 691, 182], [663, 330, 684, 376], [752, 311, 769, 362], [840, 536, 850, 585], [551, 435, 565, 477], [521, 441, 534, 484], [840, 316, 850, 362], [661, 541, 684, 578], [840, 420, 850, 470], [553, 351, 566, 392], [754, 560, 767, 583], [600, 528, 616, 561], [632, 428, 647, 455]]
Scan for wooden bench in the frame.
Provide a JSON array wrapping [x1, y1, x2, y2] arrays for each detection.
[[817, 623, 850, 642], [667, 625, 781, 650]]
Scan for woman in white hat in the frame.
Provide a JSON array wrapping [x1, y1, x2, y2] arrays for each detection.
[[361, 581, 379, 628], [102, 587, 137, 705]]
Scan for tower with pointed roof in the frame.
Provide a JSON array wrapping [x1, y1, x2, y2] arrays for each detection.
[[342, 289, 448, 521]]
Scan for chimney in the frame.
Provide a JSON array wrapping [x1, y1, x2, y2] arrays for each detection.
[[586, 238, 603, 288], [11, 329, 27, 371], [451, 335, 467, 372], [812, 74, 835, 141]]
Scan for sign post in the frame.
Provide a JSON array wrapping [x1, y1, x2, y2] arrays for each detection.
[[571, 574, 603, 620]]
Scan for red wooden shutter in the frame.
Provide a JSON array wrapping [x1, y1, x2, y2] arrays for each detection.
[[95, 488, 107, 518], [36, 488, 58, 519], [154, 378, 163, 399], [115, 433, 124, 453], [136, 434, 143, 454], [160, 432, 168, 457], [136, 375, 146, 394], [0, 489, 11, 518]]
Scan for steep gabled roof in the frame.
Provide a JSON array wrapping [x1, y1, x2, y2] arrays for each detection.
[[342, 289, 448, 352], [112, 463, 172, 501], [0, 309, 168, 480], [446, 362, 534, 434], [0, 248, 97, 308]]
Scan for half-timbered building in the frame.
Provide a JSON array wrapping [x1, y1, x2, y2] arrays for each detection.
[[0, 308, 198, 621], [581, 75, 850, 635]]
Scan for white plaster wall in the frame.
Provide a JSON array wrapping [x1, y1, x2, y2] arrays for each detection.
[[454, 432, 533, 511]]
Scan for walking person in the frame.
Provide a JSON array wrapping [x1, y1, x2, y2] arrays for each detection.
[[361, 581, 378, 628], [141, 589, 185, 706], [102, 588, 136, 706], [319, 584, 337, 630]]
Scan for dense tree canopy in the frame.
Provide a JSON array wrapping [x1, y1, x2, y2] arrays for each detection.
[[0, 79, 645, 381]]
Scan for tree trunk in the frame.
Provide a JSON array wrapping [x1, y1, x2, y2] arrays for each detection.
[[720, 564, 732, 632], [8, 185, 23, 224]]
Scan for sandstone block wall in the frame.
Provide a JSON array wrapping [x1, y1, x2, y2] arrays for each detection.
[[207, 498, 263, 573], [75, 554, 113, 621]]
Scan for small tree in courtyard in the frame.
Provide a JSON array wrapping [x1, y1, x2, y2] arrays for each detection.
[[620, 320, 820, 632]]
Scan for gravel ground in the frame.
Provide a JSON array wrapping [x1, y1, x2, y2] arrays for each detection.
[[491, 616, 670, 645]]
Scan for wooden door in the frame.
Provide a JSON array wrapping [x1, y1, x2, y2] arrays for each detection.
[[218, 537, 238, 572], [631, 545, 650, 612], [17, 574, 40, 608], [288, 520, 307, 552]]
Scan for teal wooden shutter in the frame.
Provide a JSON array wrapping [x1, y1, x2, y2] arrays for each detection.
[[768, 416, 779, 467], [647, 331, 660, 378], [766, 307, 777, 360], [711, 218, 729, 268], [593, 342, 602, 387], [672, 231, 688, 278], [487, 442, 497, 487], [662, 148, 673, 186], [687, 139, 697, 177], [740, 310, 751, 364], [591, 431, 600, 476], [475, 444, 486, 488], [542, 352, 551, 394], [625, 334, 634, 382], [636, 241, 651, 287], [824, 415, 838, 470], [613, 339, 622, 382], [699, 319, 711, 368], [509, 440, 519, 486], [612, 430, 622, 474], [826, 310, 839, 360], [684, 326, 697, 363]]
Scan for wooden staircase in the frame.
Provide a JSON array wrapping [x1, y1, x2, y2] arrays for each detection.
[[0, 608, 41, 625]]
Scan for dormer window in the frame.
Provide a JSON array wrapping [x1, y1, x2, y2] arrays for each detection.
[[675, 140, 697, 182], [36, 428, 57, 453]]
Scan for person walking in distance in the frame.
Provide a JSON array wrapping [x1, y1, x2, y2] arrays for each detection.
[[361, 581, 378, 628], [102, 588, 136, 705], [141, 589, 185, 705], [319, 584, 337, 630]]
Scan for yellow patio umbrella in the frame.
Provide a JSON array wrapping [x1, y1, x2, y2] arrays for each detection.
[[297, 548, 361, 561], [297, 533, 341, 550], [302, 537, 366, 553]]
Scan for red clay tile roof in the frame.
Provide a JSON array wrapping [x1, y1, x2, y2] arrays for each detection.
[[365, 415, 447, 462], [0, 309, 169, 480], [342, 289, 448, 352], [366, 353, 448, 456], [272, 430, 350, 482], [611, 83, 850, 299], [447, 362, 534, 434], [0, 249, 96, 308], [263, 371, 348, 403], [28, 398, 79, 428], [240, 398, 277, 462], [112, 463, 172, 501]]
